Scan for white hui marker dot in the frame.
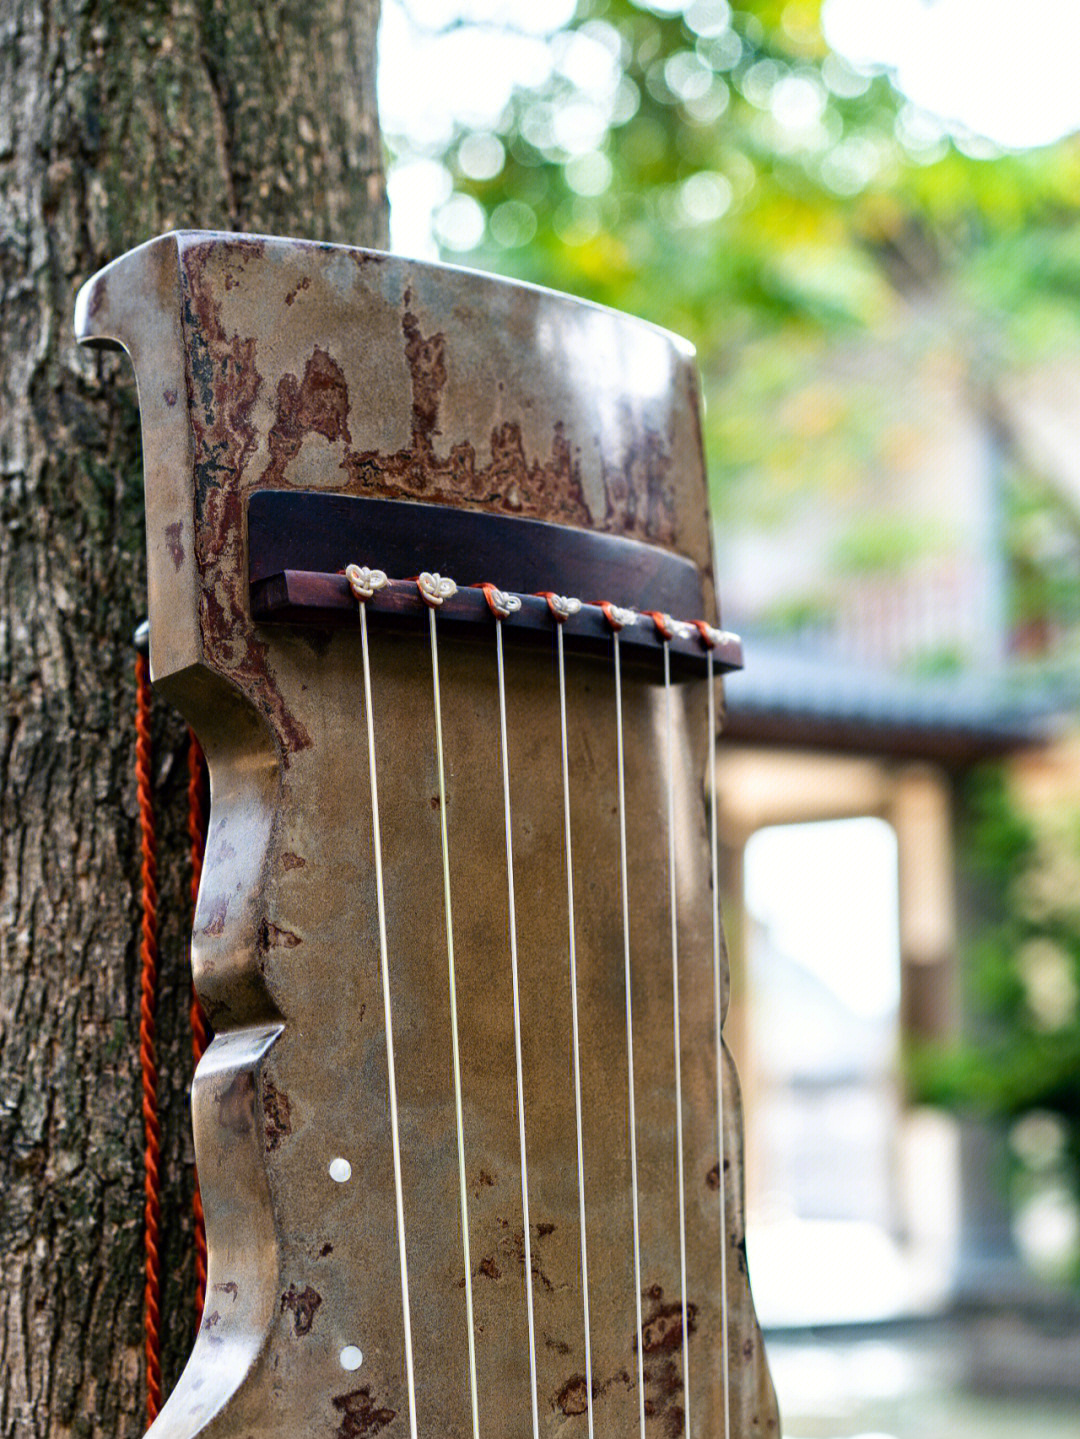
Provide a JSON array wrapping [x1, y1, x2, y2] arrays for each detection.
[[340, 1346, 364, 1371], [329, 1157, 352, 1183]]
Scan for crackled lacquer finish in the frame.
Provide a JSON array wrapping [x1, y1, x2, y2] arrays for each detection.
[[75, 233, 777, 1439]]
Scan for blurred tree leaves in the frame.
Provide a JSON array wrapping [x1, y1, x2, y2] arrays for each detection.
[[911, 768, 1080, 1278], [441, 0, 904, 334], [394, 1, 1080, 346], [385, 0, 1080, 651]]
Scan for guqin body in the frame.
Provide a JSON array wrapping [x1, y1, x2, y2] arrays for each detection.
[[76, 233, 778, 1439]]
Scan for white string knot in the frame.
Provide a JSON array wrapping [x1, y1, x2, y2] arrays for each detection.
[[345, 564, 388, 601], [693, 619, 738, 650], [601, 603, 638, 632], [543, 593, 582, 622], [651, 612, 693, 642], [417, 572, 457, 607], [482, 584, 522, 620]]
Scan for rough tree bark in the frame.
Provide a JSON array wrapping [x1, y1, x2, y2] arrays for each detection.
[[0, 4, 386, 1434]]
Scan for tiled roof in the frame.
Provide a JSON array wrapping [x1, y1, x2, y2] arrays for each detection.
[[721, 637, 1065, 764]]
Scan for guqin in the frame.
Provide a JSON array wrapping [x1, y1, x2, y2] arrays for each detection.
[[76, 233, 778, 1439]]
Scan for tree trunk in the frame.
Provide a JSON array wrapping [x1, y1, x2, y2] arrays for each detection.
[[0, 4, 386, 1433]]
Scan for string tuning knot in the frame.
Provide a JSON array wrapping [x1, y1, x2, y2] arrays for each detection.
[[599, 602, 637, 631], [479, 583, 522, 619], [541, 592, 582, 622], [346, 564, 388, 601], [650, 611, 693, 642], [417, 572, 457, 607]]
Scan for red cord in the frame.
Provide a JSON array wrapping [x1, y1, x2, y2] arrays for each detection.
[[644, 609, 675, 641], [187, 734, 210, 1327], [477, 582, 503, 617], [136, 654, 162, 1423], [692, 618, 720, 649]]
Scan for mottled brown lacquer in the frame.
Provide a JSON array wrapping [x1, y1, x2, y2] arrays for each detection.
[[75, 233, 777, 1439]]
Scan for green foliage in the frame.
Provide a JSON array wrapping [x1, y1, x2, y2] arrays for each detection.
[[1005, 460, 1080, 649], [755, 591, 834, 634], [414, 1, 1080, 352], [905, 646, 966, 679], [387, 1, 1080, 661], [831, 514, 940, 576], [446, 0, 909, 341], [388, 1, 1080, 627], [910, 767, 1080, 1273]]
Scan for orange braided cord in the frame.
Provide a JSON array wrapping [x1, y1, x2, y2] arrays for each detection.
[[136, 653, 162, 1423], [187, 732, 210, 1325]]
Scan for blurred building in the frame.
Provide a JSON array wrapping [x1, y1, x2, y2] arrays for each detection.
[[712, 337, 1079, 1331]]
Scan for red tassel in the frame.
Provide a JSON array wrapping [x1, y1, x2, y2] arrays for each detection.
[[136, 653, 162, 1423]]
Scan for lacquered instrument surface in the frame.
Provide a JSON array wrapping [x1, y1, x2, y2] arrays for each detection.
[[76, 233, 778, 1439]]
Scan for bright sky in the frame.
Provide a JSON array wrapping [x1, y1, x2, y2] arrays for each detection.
[[823, 0, 1080, 150], [378, 0, 580, 257]]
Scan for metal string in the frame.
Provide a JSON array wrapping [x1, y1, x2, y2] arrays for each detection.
[[707, 649, 733, 1439], [494, 618, 542, 1439], [359, 601, 419, 1439], [428, 605, 482, 1439], [556, 621, 596, 1439], [613, 631, 648, 1439], [662, 640, 692, 1435]]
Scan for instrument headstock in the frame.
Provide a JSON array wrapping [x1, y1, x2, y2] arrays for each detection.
[[77, 233, 777, 1439]]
